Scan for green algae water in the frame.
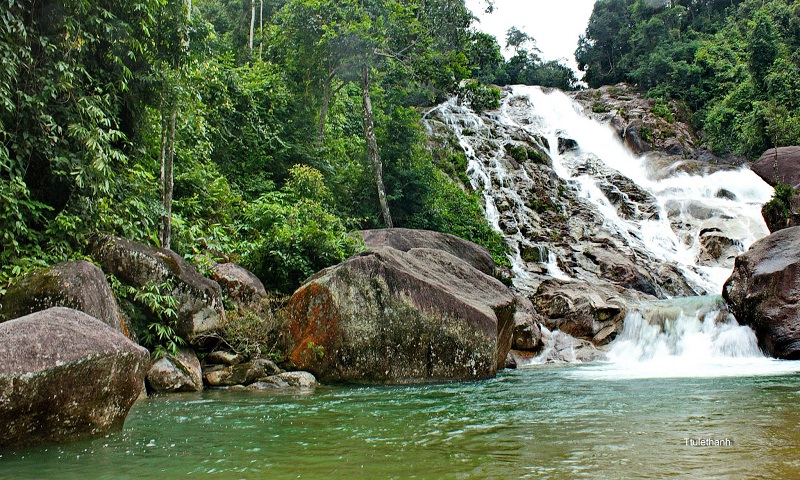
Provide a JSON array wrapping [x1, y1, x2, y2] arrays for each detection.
[[3, 365, 800, 479]]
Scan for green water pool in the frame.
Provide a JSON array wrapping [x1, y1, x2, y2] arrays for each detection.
[[3, 364, 800, 479]]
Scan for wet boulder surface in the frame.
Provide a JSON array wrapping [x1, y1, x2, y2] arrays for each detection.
[[723, 227, 800, 359]]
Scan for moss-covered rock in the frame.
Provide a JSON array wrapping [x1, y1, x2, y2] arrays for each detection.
[[0, 260, 130, 337], [90, 235, 225, 344]]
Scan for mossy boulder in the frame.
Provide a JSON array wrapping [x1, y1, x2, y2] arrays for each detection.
[[0, 307, 149, 449], [90, 235, 225, 343], [210, 262, 267, 307], [0, 260, 130, 337], [286, 246, 516, 384]]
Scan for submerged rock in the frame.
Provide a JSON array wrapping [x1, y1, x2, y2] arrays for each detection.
[[0, 260, 130, 337], [90, 235, 226, 343], [723, 227, 800, 359], [286, 246, 515, 384], [360, 228, 495, 275], [146, 348, 203, 393], [0, 307, 149, 449]]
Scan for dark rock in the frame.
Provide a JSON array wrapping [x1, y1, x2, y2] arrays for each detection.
[[0, 260, 130, 337], [598, 171, 660, 221], [558, 137, 579, 154], [286, 247, 516, 384], [624, 121, 649, 155], [203, 362, 265, 386], [504, 352, 518, 369], [697, 230, 742, 269], [511, 296, 543, 352], [90, 235, 226, 343], [359, 228, 495, 275], [723, 227, 800, 359], [146, 348, 203, 393], [211, 262, 267, 307], [0, 307, 149, 449], [752, 146, 800, 187]]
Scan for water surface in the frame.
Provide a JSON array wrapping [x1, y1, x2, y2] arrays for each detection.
[[4, 366, 800, 479]]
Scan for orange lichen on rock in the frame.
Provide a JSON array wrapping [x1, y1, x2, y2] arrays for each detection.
[[287, 282, 341, 372]]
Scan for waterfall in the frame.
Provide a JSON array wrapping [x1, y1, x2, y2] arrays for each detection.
[[426, 86, 773, 296], [424, 85, 798, 374], [571, 296, 800, 379]]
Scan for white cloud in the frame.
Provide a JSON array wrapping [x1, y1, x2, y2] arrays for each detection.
[[466, 0, 596, 73]]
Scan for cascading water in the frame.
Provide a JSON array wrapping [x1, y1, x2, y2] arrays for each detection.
[[572, 296, 800, 379], [425, 85, 798, 377]]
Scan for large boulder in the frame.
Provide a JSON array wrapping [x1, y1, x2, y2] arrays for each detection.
[[360, 228, 495, 275], [723, 227, 800, 359], [145, 348, 203, 393], [0, 260, 130, 337], [211, 262, 267, 307], [286, 247, 516, 384], [752, 147, 800, 187], [0, 307, 149, 449], [90, 235, 225, 342]]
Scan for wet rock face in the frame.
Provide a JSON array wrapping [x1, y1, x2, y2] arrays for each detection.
[[90, 235, 225, 343], [723, 227, 800, 359], [534, 279, 655, 345], [0, 307, 149, 449], [286, 246, 516, 384], [752, 146, 800, 188], [360, 228, 496, 276], [0, 260, 129, 337]]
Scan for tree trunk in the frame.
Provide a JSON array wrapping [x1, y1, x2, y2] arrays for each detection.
[[249, 0, 256, 51], [159, 107, 177, 250], [361, 65, 393, 228], [259, 0, 263, 60]]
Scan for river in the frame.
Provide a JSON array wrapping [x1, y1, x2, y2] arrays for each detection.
[[3, 363, 800, 479]]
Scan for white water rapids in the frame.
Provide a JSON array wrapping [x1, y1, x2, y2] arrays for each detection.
[[427, 85, 800, 378]]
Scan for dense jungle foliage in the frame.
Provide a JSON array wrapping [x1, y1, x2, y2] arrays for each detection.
[[1, 0, 583, 296], [576, 0, 800, 158]]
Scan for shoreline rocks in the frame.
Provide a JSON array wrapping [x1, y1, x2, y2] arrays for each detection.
[[90, 235, 226, 343]]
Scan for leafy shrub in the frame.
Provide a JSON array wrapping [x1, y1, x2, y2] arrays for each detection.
[[241, 165, 361, 293], [201, 294, 290, 361], [460, 80, 501, 112], [762, 183, 797, 232], [109, 275, 184, 358]]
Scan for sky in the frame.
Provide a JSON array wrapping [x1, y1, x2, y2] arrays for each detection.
[[465, 0, 596, 73]]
